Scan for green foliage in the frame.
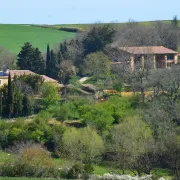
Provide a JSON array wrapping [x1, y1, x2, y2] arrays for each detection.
[[7, 73, 14, 118], [110, 116, 153, 175], [17, 42, 45, 74], [22, 95, 34, 116], [15, 74, 44, 93], [0, 74, 42, 118], [41, 83, 60, 108], [62, 127, 104, 163], [81, 105, 114, 133], [48, 104, 70, 122], [46, 44, 59, 80], [66, 163, 84, 179], [80, 96, 134, 132], [82, 24, 115, 55], [0, 143, 54, 178], [83, 51, 111, 79], [102, 96, 133, 123]]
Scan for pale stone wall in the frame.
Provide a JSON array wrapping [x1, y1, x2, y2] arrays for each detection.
[[0, 78, 8, 86], [174, 54, 178, 64]]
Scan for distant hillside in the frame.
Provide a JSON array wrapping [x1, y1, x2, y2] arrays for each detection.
[[1, 20, 179, 54], [0, 24, 75, 54], [47, 20, 180, 31]]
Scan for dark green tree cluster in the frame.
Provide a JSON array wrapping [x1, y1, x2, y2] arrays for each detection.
[[17, 42, 45, 74], [0, 74, 39, 118], [82, 24, 116, 55]]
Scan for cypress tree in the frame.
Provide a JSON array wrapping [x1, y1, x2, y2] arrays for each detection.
[[7, 73, 14, 118], [13, 89, 23, 117], [50, 50, 58, 79], [0, 91, 3, 117], [17, 42, 33, 70], [46, 44, 51, 76]]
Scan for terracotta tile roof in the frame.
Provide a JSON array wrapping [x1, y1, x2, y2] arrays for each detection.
[[1, 70, 60, 84], [40, 75, 58, 83], [9, 70, 35, 78], [119, 46, 178, 55]]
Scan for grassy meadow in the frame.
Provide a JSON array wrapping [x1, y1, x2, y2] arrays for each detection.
[[0, 24, 75, 54], [0, 151, 172, 179]]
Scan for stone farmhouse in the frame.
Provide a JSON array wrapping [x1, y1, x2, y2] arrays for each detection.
[[114, 46, 178, 71]]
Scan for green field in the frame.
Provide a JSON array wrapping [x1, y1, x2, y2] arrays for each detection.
[[0, 24, 75, 54]]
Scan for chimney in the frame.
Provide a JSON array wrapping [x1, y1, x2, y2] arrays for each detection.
[[3, 65, 9, 76]]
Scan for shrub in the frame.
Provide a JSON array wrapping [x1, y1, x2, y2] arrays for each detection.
[[81, 105, 114, 133], [40, 83, 60, 108], [48, 104, 70, 122], [0, 142, 54, 178], [62, 127, 104, 163], [66, 163, 84, 179]]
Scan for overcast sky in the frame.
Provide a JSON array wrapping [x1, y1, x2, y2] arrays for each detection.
[[0, 0, 180, 24]]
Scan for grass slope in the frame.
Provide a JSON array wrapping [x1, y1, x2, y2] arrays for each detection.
[[49, 20, 180, 31], [0, 24, 75, 54]]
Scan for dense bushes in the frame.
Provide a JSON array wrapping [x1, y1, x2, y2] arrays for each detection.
[[61, 127, 104, 163], [0, 143, 55, 178]]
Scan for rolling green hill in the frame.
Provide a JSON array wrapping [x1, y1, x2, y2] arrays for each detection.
[[0, 24, 75, 54], [48, 20, 180, 31], [0, 20, 179, 55]]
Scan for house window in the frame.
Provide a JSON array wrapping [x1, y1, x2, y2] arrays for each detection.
[[167, 54, 174, 60]]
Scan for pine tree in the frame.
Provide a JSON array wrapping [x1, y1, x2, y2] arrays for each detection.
[[17, 42, 34, 70], [32, 48, 46, 74], [7, 73, 14, 118], [17, 42, 45, 74]]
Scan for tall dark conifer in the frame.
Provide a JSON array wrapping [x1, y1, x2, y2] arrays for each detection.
[[46, 44, 51, 76], [0, 92, 3, 116], [17, 42, 45, 74], [7, 73, 13, 118], [50, 50, 58, 79]]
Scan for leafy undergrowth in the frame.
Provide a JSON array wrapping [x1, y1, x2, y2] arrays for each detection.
[[0, 151, 14, 164], [0, 151, 173, 179]]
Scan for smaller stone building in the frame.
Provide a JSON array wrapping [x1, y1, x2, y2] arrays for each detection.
[[0, 69, 60, 86]]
